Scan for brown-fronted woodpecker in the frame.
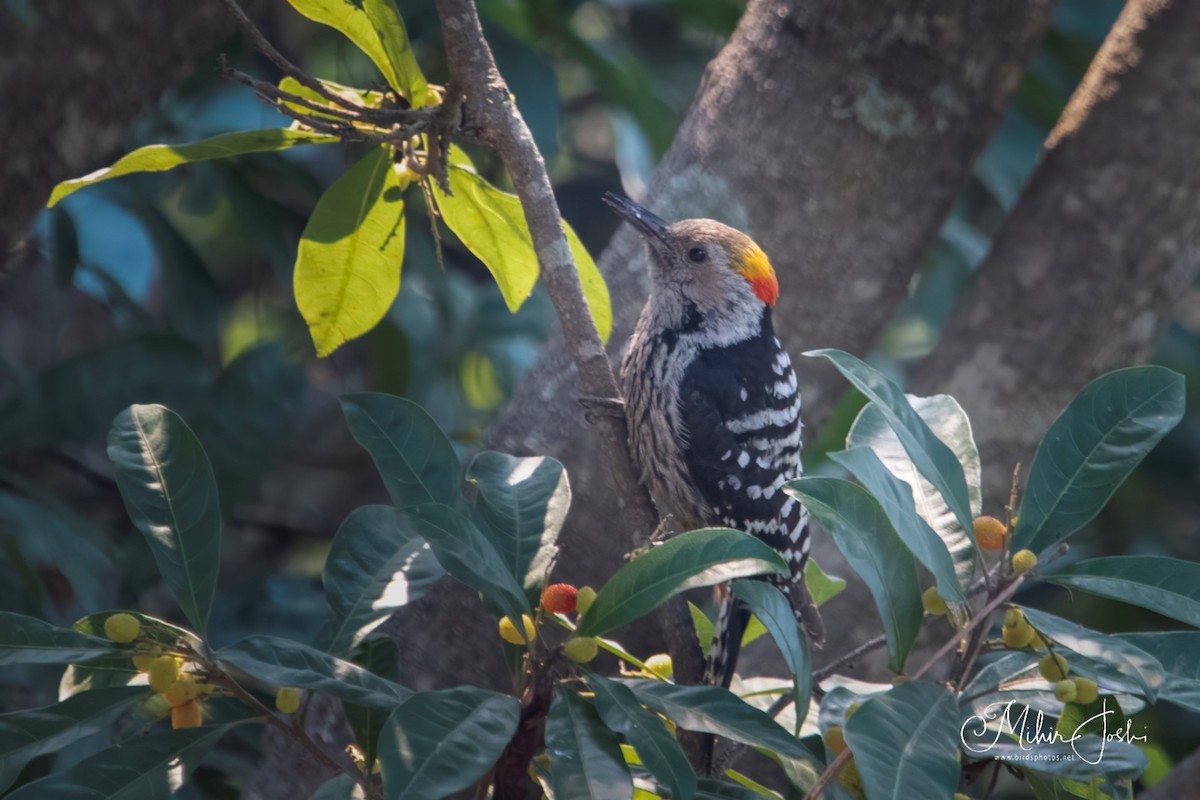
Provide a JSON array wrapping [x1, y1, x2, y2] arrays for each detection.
[[605, 193, 821, 688]]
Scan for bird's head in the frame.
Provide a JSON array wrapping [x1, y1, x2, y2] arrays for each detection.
[[604, 193, 778, 312]]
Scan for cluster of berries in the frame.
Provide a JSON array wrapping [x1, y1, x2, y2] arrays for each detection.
[[103, 613, 303, 726], [496, 584, 672, 677], [921, 516, 1038, 617]]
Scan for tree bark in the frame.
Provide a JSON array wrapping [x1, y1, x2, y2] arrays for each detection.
[[475, 0, 1058, 656], [909, 0, 1200, 506], [0, 1, 265, 264]]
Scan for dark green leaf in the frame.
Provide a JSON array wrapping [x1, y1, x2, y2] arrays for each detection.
[[1020, 609, 1163, 700], [576, 529, 787, 638], [1047, 556, 1200, 629], [311, 774, 359, 800], [804, 349, 973, 534], [619, 681, 814, 762], [1013, 367, 1185, 553], [845, 394, 980, 594], [0, 687, 146, 792], [466, 452, 569, 596], [802, 557, 846, 607], [341, 393, 461, 509], [1117, 632, 1200, 714], [783, 478, 923, 672], [47, 129, 336, 206], [344, 635, 400, 774], [107, 404, 222, 634], [6, 722, 237, 799], [294, 145, 407, 357], [545, 687, 632, 800], [320, 505, 444, 656], [399, 503, 532, 624], [589, 673, 696, 800], [732, 581, 811, 731], [378, 687, 519, 800], [832, 446, 966, 607], [218, 635, 410, 709], [0, 612, 115, 665], [285, 0, 427, 105], [843, 682, 960, 800]]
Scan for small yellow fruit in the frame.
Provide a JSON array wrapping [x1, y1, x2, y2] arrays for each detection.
[[1054, 679, 1077, 703], [644, 653, 673, 679], [974, 516, 1008, 551], [171, 700, 203, 729], [1004, 608, 1024, 628], [576, 586, 598, 616], [164, 677, 203, 707], [563, 637, 599, 664], [922, 586, 948, 616], [498, 615, 536, 645], [1072, 677, 1099, 704], [1039, 653, 1069, 682], [148, 655, 182, 693], [1012, 549, 1038, 575], [276, 686, 302, 714], [104, 613, 140, 644], [132, 653, 159, 672], [823, 725, 847, 755], [1002, 622, 1036, 649]]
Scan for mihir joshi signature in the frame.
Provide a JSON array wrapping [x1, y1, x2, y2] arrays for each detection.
[[960, 698, 1147, 764]]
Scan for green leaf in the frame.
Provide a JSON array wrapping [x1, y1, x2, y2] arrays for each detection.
[[805, 349, 974, 535], [278, 76, 386, 120], [295, 145, 407, 357], [981, 737, 1147, 780], [6, 722, 237, 799], [0, 612, 115, 665], [732, 581, 811, 732], [618, 680, 814, 762], [1047, 556, 1200, 629], [1056, 694, 1126, 741], [589, 673, 696, 800], [1116, 632, 1200, 714], [843, 682, 961, 800], [399, 503, 532, 624], [218, 635, 410, 709], [466, 452, 569, 596], [341, 393, 461, 509], [432, 152, 611, 341], [783, 478, 923, 672], [311, 775, 360, 800], [74, 611, 203, 651], [1019, 609, 1163, 701], [846, 394, 981, 595], [285, 0, 427, 105], [107, 404, 222, 634], [0, 687, 146, 792], [723, 770, 783, 799], [545, 687, 633, 800], [1013, 367, 1185, 554], [832, 447, 967, 608], [320, 505, 444, 656], [344, 635, 400, 775], [576, 529, 787, 637], [689, 602, 715, 652], [47, 129, 337, 206], [803, 557, 846, 607], [378, 687, 520, 800]]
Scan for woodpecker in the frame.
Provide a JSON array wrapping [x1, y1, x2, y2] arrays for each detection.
[[605, 193, 820, 688]]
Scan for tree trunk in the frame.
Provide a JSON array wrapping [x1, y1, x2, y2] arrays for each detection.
[[909, 0, 1200, 507]]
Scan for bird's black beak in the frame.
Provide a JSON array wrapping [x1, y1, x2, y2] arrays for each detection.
[[603, 192, 670, 245]]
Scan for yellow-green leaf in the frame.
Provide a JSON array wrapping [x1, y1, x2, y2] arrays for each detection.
[[47, 129, 337, 207], [433, 150, 612, 342], [278, 76, 386, 120], [295, 145, 407, 357], [285, 0, 428, 106]]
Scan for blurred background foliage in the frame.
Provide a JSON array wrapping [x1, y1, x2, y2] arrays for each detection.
[[1, 0, 1198, 793]]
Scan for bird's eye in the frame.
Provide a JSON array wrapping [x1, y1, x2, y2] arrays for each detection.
[[687, 246, 708, 263]]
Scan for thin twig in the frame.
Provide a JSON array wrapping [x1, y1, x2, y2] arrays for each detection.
[[802, 750, 852, 800], [814, 633, 888, 683]]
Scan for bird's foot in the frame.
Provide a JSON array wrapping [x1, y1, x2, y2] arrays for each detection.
[[577, 394, 626, 424]]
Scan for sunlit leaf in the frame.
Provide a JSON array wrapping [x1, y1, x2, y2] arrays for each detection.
[[802, 557, 846, 607], [107, 404, 222, 634], [47, 129, 337, 206], [576, 529, 787, 637], [295, 146, 408, 357]]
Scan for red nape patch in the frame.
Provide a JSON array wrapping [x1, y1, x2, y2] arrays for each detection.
[[750, 273, 778, 307]]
